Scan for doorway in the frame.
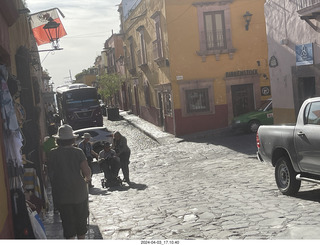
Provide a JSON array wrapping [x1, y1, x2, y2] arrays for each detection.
[[231, 84, 254, 117], [298, 77, 315, 108]]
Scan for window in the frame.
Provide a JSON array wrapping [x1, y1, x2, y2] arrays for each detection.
[[186, 89, 210, 113], [305, 102, 320, 125], [194, 2, 234, 57], [137, 26, 147, 66], [128, 37, 135, 71], [204, 11, 226, 50], [151, 11, 165, 66]]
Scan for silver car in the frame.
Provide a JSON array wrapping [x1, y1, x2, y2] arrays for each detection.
[[74, 126, 113, 154]]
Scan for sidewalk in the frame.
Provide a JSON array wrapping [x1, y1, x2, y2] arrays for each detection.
[[119, 110, 232, 143], [119, 111, 175, 144]]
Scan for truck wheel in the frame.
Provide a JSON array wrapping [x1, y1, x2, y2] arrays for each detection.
[[248, 120, 260, 133], [275, 156, 301, 195]]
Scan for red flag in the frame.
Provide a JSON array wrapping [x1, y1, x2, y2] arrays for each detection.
[[30, 9, 67, 46]]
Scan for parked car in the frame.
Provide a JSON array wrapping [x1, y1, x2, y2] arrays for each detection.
[[231, 99, 273, 133], [74, 126, 113, 154], [257, 97, 320, 196]]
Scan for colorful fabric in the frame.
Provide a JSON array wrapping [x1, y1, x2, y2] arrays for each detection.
[[23, 168, 42, 199]]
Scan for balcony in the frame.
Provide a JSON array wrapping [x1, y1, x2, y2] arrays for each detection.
[[126, 56, 136, 75], [137, 49, 147, 70], [296, 0, 320, 32], [296, 0, 320, 11], [152, 39, 166, 67], [296, 0, 320, 17]]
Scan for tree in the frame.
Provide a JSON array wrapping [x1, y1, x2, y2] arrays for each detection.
[[97, 73, 125, 107]]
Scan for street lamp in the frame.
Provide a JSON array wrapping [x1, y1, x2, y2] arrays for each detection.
[[43, 18, 61, 50], [243, 11, 253, 31]]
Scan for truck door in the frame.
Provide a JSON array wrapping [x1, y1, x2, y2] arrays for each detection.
[[294, 101, 320, 174]]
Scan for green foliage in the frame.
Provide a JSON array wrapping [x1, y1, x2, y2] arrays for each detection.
[[97, 73, 124, 101], [75, 67, 96, 80]]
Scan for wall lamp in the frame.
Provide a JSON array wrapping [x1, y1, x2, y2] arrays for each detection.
[[30, 18, 63, 52], [43, 18, 61, 50], [243, 11, 253, 31]]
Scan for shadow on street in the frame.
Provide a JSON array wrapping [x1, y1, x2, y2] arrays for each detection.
[[179, 129, 257, 156]]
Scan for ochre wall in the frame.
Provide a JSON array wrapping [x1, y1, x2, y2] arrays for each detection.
[[166, 0, 269, 109]]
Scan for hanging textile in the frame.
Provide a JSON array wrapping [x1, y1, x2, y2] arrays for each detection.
[[23, 168, 42, 199], [0, 65, 20, 132], [0, 65, 36, 238], [0, 65, 24, 183]]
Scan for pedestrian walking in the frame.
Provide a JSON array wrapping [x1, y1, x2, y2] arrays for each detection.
[[113, 131, 131, 184], [47, 124, 91, 239], [78, 133, 98, 188]]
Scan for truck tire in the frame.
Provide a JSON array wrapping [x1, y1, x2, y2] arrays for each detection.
[[275, 156, 301, 196], [248, 120, 260, 133]]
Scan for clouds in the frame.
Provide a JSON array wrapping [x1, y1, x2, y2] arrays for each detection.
[[27, 0, 121, 88]]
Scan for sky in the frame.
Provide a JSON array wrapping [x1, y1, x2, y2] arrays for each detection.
[[26, 0, 121, 90]]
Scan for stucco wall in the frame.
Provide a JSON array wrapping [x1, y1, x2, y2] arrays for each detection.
[[265, 0, 320, 123], [166, 0, 269, 109]]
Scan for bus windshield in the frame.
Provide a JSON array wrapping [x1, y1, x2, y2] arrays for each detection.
[[64, 89, 99, 109]]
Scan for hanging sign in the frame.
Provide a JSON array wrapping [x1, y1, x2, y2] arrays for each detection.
[[296, 43, 314, 66]]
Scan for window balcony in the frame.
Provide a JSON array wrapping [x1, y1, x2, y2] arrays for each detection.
[[296, 0, 320, 11], [296, 0, 320, 16], [137, 49, 147, 69], [153, 39, 166, 67], [296, 0, 320, 32], [126, 56, 136, 75]]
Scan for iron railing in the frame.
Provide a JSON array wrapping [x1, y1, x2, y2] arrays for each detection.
[[200, 29, 230, 51]]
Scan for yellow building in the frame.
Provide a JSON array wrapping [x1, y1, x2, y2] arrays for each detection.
[[120, 0, 270, 136]]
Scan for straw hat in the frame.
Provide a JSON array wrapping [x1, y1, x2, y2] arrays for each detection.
[[53, 124, 78, 140]]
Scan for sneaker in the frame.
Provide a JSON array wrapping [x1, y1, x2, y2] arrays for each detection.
[[89, 184, 94, 188]]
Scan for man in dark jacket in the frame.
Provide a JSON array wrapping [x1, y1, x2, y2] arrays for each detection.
[[113, 131, 131, 184]]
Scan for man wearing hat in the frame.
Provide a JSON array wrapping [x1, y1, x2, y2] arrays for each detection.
[[78, 133, 98, 188], [47, 124, 91, 239]]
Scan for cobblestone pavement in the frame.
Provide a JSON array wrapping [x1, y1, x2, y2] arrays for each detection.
[[43, 112, 320, 240]]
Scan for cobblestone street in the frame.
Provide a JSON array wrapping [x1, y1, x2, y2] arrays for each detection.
[[87, 114, 320, 240], [43, 113, 320, 240]]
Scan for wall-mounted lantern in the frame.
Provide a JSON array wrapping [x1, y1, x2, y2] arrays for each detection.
[[243, 11, 253, 31], [43, 18, 61, 50]]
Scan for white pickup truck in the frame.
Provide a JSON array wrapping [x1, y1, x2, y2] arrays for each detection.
[[257, 97, 320, 196]]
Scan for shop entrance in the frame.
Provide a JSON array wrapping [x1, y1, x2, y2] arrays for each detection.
[[231, 83, 255, 117], [298, 77, 315, 108]]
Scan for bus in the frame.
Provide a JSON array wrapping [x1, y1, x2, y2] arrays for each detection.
[[56, 84, 103, 130]]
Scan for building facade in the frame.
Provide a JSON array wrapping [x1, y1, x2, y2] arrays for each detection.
[[119, 0, 270, 136], [265, 0, 320, 124], [0, 0, 49, 238]]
